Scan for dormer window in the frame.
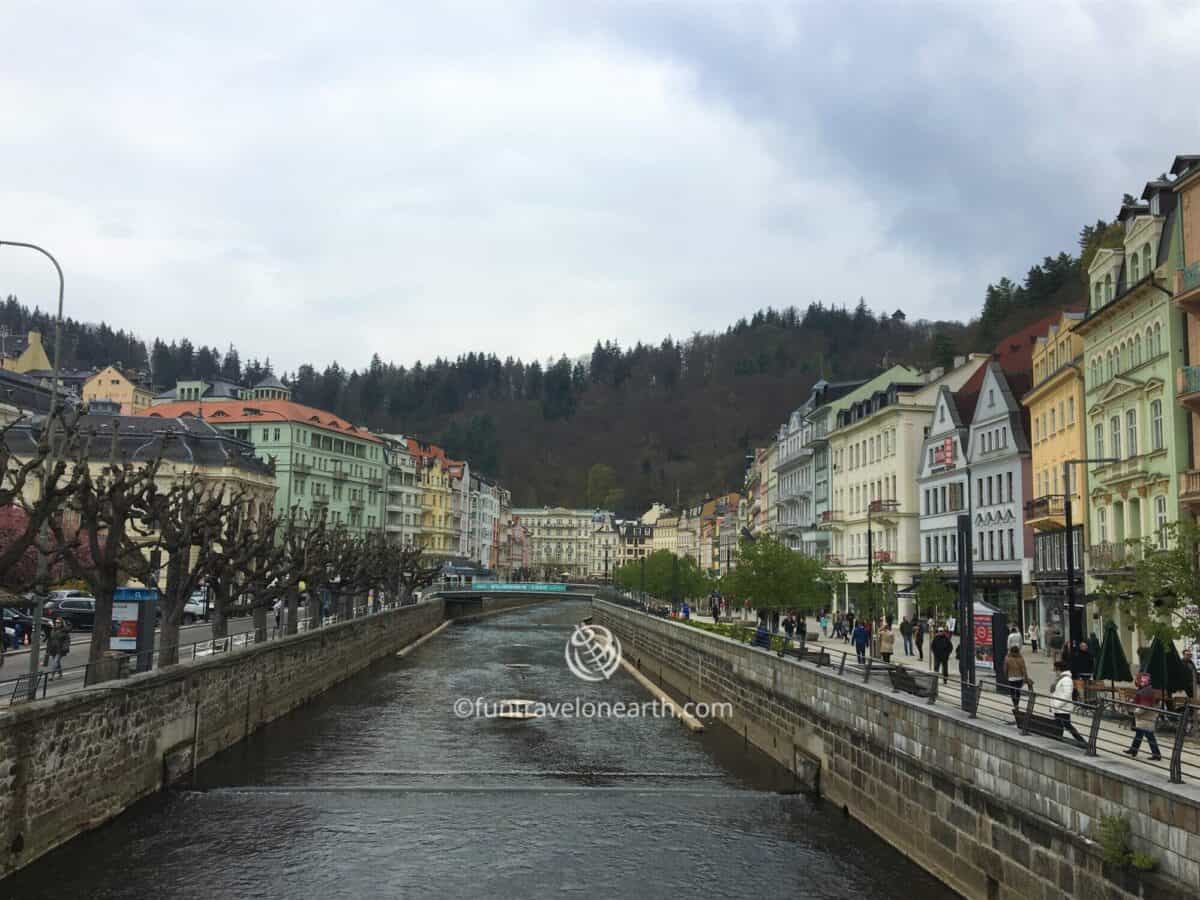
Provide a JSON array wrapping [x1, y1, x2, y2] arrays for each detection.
[[1141, 243, 1151, 278], [1150, 193, 1161, 217], [1130, 252, 1140, 283]]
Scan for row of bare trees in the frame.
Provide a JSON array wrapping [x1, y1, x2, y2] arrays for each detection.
[[1, 408, 441, 674]]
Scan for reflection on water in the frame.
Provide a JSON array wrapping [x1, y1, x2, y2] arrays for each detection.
[[6, 601, 958, 899]]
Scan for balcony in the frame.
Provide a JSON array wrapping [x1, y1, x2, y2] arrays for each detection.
[[1175, 261, 1200, 312], [823, 553, 843, 566], [291, 461, 312, 474], [873, 550, 893, 563], [368, 475, 384, 487], [1181, 470, 1200, 509], [1092, 454, 1152, 488], [349, 498, 364, 511], [332, 469, 348, 482], [818, 510, 845, 529], [1179, 366, 1200, 410], [1024, 495, 1066, 530], [1089, 541, 1143, 573], [867, 499, 900, 523]]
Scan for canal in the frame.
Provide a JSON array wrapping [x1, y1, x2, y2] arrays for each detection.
[[7, 601, 958, 898]]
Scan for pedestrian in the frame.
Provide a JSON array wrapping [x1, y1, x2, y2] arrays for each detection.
[[878, 624, 895, 663], [931, 629, 953, 684], [851, 621, 869, 664], [1124, 673, 1163, 761], [899, 616, 913, 656], [752, 619, 771, 650], [682, 601, 690, 621], [819, 613, 829, 638], [43, 617, 70, 679], [1007, 625, 1022, 652], [273, 597, 283, 633], [710, 599, 720, 625], [914, 619, 925, 661], [1027, 622, 1040, 655], [846, 612, 855, 637], [771, 609, 780, 634], [1050, 660, 1087, 746], [783, 614, 795, 648], [1070, 641, 1095, 681], [797, 613, 808, 648], [1183, 650, 1197, 700], [1003, 645, 1029, 714]]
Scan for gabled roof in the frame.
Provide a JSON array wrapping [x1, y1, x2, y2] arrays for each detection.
[[147, 399, 381, 443]]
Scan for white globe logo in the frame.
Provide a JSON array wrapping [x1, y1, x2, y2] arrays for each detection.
[[565, 623, 622, 682]]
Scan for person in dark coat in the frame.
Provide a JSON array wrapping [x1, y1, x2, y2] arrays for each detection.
[[752, 620, 771, 650], [914, 620, 926, 661], [1183, 650, 1197, 700], [796, 613, 808, 647], [44, 618, 71, 679], [1069, 642, 1095, 680], [931, 629, 953, 684], [899, 617, 913, 656], [851, 622, 869, 664]]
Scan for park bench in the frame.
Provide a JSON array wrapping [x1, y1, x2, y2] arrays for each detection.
[[888, 666, 931, 698], [1020, 711, 1065, 741]]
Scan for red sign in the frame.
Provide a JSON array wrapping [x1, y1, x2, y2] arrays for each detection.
[[974, 614, 994, 663], [933, 437, 955, 467]]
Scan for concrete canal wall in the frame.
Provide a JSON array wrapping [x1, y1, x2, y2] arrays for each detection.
[[0, 594, 554, 878], [593, 600, 1200, 900]]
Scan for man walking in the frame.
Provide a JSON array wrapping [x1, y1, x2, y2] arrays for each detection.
[[1124, 673, 1163, 761], [44, 617, 71, 680], [1050, 660, 1087, 747], [851, 620, 869, 664], [914, 619, 925, 661], [931, 629, 953, 684], [899, 617, 913, 656]]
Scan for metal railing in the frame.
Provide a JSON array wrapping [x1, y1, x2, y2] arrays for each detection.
[[1178, 365, 1200, 396], [618, 604, 1200, 786], [1025, 495, 1065, 520], [1089, 541, 1144, 570], [1, 598, 421, 707]]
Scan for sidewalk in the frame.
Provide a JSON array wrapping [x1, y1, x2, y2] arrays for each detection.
[[679, 611, 1058, 687]]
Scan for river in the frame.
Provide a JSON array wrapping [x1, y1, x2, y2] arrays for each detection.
[[6, 601, 958, 899]]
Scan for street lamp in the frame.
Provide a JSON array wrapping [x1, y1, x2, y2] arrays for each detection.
[[866, 499, 898, 625], [1063, 457, 1118, 647], [0, 241, 64, 699]]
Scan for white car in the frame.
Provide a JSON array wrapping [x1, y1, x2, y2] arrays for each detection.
[[182, 592, 210, 625]]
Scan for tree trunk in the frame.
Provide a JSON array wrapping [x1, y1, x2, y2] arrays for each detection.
[[286, 588, 300, 635], [307, 590, 321, 628], [252, 604, 267, 643], [211, 579, 231, 639], [158, 557, 185, 667], [88, 580, 116, 672]]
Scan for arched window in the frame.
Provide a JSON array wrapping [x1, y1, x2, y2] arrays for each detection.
[[1106, 349, 1114, 380], [1146, 327, 1155, 357], [1142, 243, 1152, 278], [1130, 252, 1141, 283], [1154, 322, 1163, 356], [1134, 334, 1142, 366]]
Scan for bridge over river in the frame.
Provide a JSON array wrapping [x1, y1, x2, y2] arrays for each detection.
[[4, 600, 953, 899]]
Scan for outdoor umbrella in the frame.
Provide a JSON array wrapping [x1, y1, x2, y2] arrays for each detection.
[[1140, 636, 1191, 697], [1093, 620, 1133, 688]]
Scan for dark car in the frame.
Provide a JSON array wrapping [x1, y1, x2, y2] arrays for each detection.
[[1, 607, 52, 647], [55, 597, 97, 631]]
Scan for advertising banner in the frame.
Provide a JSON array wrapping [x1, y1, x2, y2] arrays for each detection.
[[974, 613, 994, 663], [471, 582, 567, 593], [110, 586, 158, 651]]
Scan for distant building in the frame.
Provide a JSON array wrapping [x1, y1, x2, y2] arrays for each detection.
[[511, 507, 609, 579], [0, 330, 51, 374], [82, 365, 154, 415]]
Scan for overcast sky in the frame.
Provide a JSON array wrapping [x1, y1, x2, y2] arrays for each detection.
[[2, 1, 1198, 375]]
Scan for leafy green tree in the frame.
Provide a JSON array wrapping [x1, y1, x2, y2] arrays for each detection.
[[723, 537, 827, 617], [1100, 525, 1200, 647], [914, 568, 956, 620]]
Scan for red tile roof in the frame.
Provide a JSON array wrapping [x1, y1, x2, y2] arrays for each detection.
[[148, 399, 382, 443]]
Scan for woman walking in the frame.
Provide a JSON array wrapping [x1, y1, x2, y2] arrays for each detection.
[[1003, 645, 1029, 714]]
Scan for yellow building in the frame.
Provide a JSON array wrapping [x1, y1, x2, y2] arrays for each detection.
[[83, 365, 155, 415], [1022, 311, 1087, 640], [1, 331, 52, 374]]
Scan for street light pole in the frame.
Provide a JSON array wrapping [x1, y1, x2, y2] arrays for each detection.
[[1062, 457, 1118, 648], [0, 241, 64, 700]]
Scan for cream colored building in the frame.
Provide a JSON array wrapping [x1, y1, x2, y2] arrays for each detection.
[[512, 506, 605, 578], [652, 513, 678, 555], [823, 355, 990, 618], [589, 514, 620, 580]]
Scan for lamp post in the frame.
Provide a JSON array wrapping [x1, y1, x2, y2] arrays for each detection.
[[0, 241, 63, 700], [1062, 457, 1118, 647]]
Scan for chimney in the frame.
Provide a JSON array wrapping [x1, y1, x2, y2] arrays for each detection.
[[926, 366, 945, 383], [953, 355, 966, 369]]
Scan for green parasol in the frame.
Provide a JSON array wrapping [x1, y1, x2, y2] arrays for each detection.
[[1140, 636, 1191, 696], [1093, 620, 1133, 687]]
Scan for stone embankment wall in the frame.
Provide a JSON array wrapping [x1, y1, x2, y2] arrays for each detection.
[[0, 600, 456, 877], [594, 601, 1200, 900]]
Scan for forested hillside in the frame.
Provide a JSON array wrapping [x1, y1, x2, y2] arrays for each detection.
[[1, 220, 1117, 516]]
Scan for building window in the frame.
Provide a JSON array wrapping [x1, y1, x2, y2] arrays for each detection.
[[1151, 399, 1163, 450], [1134, 334, 1142, 367], [1094, 423, 1104, 458], [1155, 495, 1168, 550], [1111, 416, 1121, 459], [1067, 397, 1075, 424], [977, 478, 984, 506], [1049, 408, 1056, 434], [1142, 243, 1152, 279], [1006, 472, 1013, 502], [1130, 251, 1140, 283], [1154, 322, 1163, 356], [1098, 507, 1107, 543], [1126, 409, 1138, 457], [1105, 349, 1113, 380]]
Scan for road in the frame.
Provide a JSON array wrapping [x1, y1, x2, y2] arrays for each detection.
[[0, 616, 259, 703]]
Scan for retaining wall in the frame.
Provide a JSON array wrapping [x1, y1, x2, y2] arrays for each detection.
[[595, 601, 1200, 900], [0, 600, 455, 876]]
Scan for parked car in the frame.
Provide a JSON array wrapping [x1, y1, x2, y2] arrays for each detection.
[[183, 591, 209, 625], [1, 607, 52, 644], [43, 589, 93, 618], [55, 597, 97, 631]]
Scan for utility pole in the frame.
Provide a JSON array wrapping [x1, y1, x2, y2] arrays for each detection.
[[956, 513, 976, 704]]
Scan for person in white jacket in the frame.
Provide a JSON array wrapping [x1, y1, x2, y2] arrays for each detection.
[[1050, 660, 1087, 746]]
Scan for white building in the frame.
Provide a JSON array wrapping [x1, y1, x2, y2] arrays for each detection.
[[381, 435, 422, 548], [512, 506, 610, 578]]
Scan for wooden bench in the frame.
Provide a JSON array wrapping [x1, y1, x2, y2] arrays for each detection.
[[1021, 712, 1065, 741], [888, 666, 931, 698]]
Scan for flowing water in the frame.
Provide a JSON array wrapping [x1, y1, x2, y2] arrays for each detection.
[[6, 601, 958, 898]]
